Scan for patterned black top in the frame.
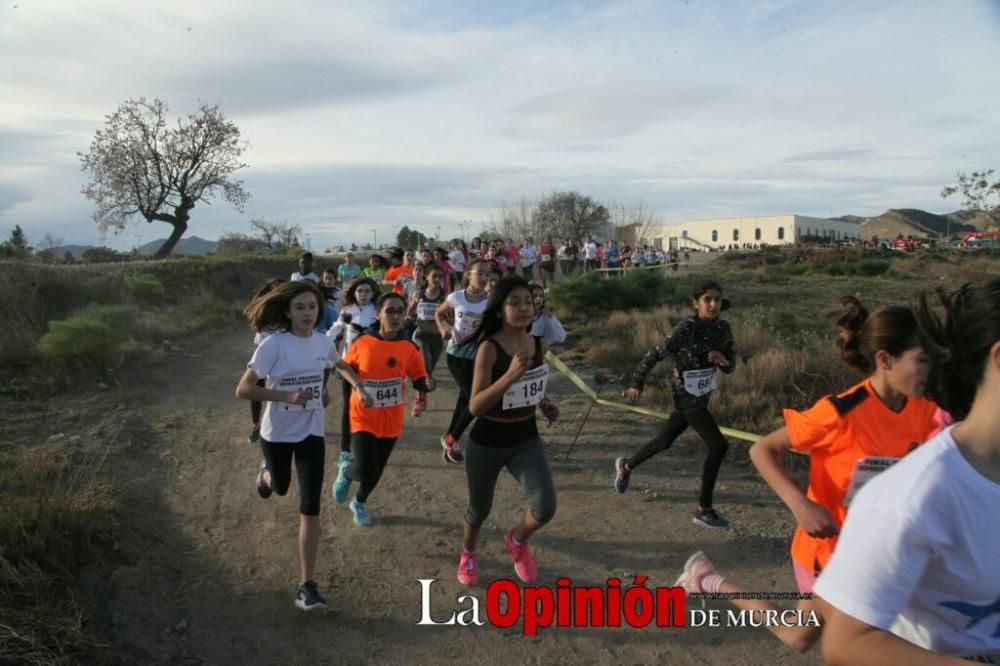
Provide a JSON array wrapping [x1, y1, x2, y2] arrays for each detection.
[[628, 316, 736, 406]]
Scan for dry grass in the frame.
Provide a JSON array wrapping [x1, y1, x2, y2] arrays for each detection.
[[0, 437, 119, 664]]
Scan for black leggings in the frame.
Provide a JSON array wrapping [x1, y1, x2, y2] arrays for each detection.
[[250, 377, 266, 425], [446, 354, 476, 439], [626, 403, 729, 508], [260, 435, 326, 516], [339, 378, 352, 454], [347, 432, 398, 503]]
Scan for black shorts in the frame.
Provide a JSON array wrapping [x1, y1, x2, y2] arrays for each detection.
[[260, 434, 326, 515]]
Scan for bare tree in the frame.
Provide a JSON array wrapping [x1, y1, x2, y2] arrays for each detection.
[[248, 217, 302, 251], [40, 233, 64, 250], [941, 169, 1000, 228], [79, 98, 250, 259], [609, 202, 662, 246], [483, 197, 538, 240], [534, 190, 610, 241]]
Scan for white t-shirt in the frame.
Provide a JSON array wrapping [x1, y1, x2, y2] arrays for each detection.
[[583, 242, 598, 260], [291, 271, 320, 283], [519, 245, 538, 267], [248, 331, 341, 443], [815, 427, 1000, 662], [445, 289, 488, 358], [327, 303, 377, 354], [448, 249, 466, 272], [530, 314, 566, 345]]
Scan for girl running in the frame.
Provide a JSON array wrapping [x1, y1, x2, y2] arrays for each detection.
[[361, 254, 387, 281], [673, 296, 939, 653], [614, 280, 736, 528], [529, 284, 566, 345], [448, 239, 467, 289], [408, 263, 447, 417], [457, 276, 560, 585], [332, 292, 432, 526], [435, 258, 491, 464], [328, 278, 380, 482], [817, 280, 1000, 664], [248, 277, 287, 443], [236, 280, 365, 611], [432, 247, 455, 293]]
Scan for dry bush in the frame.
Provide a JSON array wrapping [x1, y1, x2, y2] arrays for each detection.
[[0, 443, 118, 663]]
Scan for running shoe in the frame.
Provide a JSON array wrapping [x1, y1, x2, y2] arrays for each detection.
[[673, 551, 717, 594], [504, 529, 537, 583], [614, 457, 631, 494], [457, 550, 479, 586], [350, 498, 371, 527], [411, 397, 427, 417], [332, 464, 351, 504], [693, 508, 730, 529], [248, 426, 260, 444], [441, 434, 464, 464], [256, 460, 272, 499], [294, 580, 327, 611]]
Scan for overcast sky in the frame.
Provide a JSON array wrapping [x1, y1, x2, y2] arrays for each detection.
[[2, 0, 998, 251]]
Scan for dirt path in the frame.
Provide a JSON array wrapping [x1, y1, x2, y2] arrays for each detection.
[[61, 322, 820, 664]]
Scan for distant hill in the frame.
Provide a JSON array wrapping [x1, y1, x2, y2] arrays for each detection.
[[49, 244, 97, 259], [136, 236, 217, 256], [859, 209, 978, 240]]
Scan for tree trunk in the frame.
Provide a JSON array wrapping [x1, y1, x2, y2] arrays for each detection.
[[154, 220, 188, 259], [152, 198, 193, 259]]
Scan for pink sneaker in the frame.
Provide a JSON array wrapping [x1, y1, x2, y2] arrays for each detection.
[[411, 397, 427, 417], [673, 551, 717, 594], [504, 529, 537, 583], [441, 434, 464, 464], [457, 549, 479, 586]]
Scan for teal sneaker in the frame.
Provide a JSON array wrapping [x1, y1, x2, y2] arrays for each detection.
[[337, 450, 350, 466], [350, 498, 371, 527], [332, 464, 351, 504]]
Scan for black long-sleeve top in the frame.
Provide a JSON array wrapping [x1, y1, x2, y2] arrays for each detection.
[[628, 316, 736, 407]]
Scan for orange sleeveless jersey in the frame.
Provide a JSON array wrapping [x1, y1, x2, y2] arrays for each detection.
[[344, 333, 427, 438], [785, 378, 938, 576], [384, 266, 414, 295]]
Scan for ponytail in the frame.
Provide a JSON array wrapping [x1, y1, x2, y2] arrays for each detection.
[[917, 279, 1000, 420], [835, 296, 918, 375]]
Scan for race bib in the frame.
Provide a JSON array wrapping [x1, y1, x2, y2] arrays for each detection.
[[361, 377, 404, 408], [277, 373, 324, 411], [503, 364, 549, 410], [417, 301, 438, 321], [843, 456, 900, 506], [540, 254, 552, 263], [456, 312, 482, 340], [683, 368, 717, 397]]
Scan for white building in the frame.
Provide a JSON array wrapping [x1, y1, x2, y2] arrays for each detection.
[[650, 215, 862, 250]]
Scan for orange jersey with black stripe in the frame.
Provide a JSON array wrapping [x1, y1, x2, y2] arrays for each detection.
[[785, 378, 938, 576], [344, 332, 427, 438]]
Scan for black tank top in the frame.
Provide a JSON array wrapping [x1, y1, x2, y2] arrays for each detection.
[[483, 336, 545, 420]]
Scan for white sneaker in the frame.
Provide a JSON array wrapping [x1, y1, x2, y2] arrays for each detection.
[[673, 551, 717, 594]]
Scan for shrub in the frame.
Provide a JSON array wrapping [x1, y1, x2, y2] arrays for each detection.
[[549, 269, 689, 314], [39, 316, 120, 369], [854, 259, 890, 276], [126, 273, 166, 304]]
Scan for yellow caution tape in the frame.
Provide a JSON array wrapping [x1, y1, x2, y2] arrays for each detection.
[[545, 351, 768, 445]]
